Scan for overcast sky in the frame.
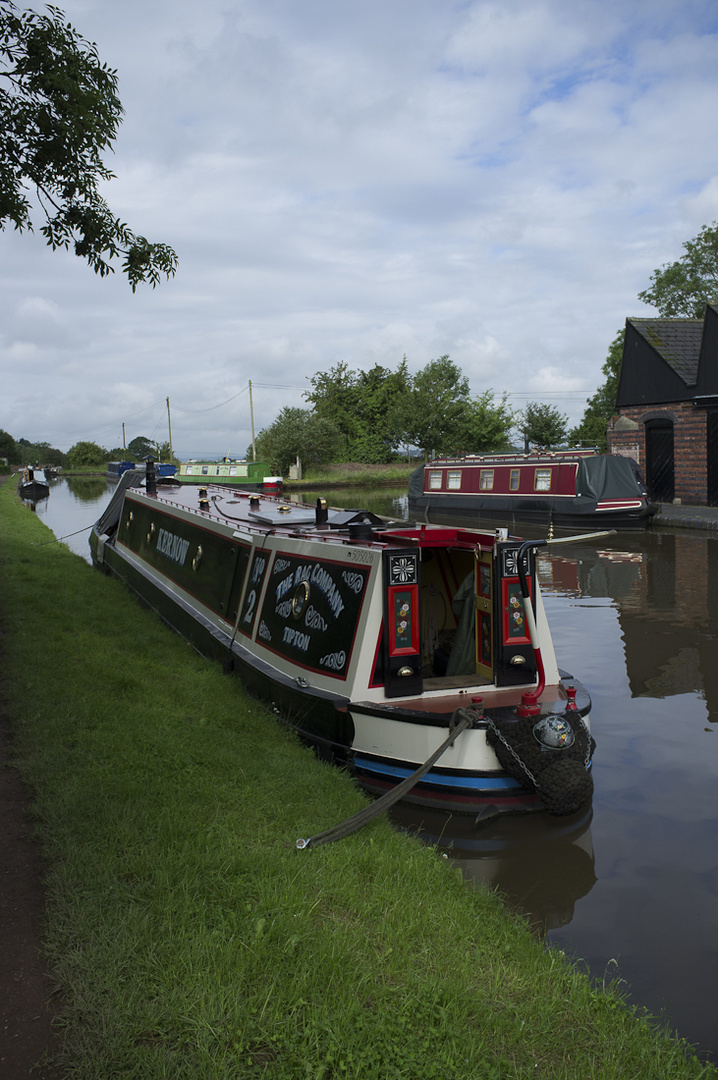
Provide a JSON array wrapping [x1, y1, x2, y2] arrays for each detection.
[[3, 0, 718, 459]]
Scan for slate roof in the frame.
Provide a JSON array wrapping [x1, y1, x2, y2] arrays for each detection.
[[627, 318, 703, 385]]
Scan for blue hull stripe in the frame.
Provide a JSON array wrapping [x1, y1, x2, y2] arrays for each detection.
[[353, 756, 524, 792]]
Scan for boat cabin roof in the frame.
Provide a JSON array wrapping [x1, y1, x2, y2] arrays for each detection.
[[130, 482, 499, 552]]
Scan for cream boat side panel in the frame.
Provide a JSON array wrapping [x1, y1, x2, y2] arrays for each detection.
[[350, 712, 501, 772], [533, 586, 560, 685]]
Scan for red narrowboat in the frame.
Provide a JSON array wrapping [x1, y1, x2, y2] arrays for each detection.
[[409, 450, 656, 529]]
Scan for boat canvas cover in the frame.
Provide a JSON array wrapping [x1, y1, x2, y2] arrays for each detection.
[[574, 454, 644, 503], [408, 465, 425, 499]]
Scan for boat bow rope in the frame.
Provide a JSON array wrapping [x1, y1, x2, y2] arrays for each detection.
[[296, 705, 478, 850]]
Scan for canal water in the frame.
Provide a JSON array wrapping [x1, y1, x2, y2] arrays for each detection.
[[28, 476, 718, 1061]]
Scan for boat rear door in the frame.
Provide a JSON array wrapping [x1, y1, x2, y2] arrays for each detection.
[[473, 545, 494, 681]]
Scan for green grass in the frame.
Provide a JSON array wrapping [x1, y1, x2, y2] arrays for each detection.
[[0, 479, 714, 1079], [290, 462, 417, 487]]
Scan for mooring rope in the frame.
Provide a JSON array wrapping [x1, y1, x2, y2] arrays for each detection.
[[295, 705, 478, 849]]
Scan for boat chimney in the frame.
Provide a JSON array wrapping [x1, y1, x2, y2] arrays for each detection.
[[250, 496, 260, 510], [145, 457, 157, 495], [315, 497, 328, 527]]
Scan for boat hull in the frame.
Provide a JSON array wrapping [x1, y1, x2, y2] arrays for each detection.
[[409, 491, 655, 530]]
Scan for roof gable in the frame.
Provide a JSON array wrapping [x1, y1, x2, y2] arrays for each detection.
[[617, 316, 702, 407]]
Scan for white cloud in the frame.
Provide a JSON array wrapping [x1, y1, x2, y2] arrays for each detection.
[[3, 0, 718, 455]]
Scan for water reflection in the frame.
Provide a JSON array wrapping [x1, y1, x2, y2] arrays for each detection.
[[390, 804, 596, 937], [64, 474, 111, 502], [20, 494, 49, 513], [27, 476, 115, 561], [540, 533, 718, 717]]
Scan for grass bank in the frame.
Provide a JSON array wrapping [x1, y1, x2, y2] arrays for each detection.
[[287, 462, 417, 488], [0, 482, 713, 1079]]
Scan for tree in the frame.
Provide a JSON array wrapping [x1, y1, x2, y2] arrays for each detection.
[[351, 360, 411, 463], [305, 358, 413, 463], [638, 222, 718, 317], [393, 356, 472, 458], [154, 441, 178, 464], [67, 439, 107, 467], [0, 1, 177, 289], [569, 331, 624, 451], [127, 435, 154, 459], [254, 407, 342, 475], [451, 391, 514, 455], [304, 362, 360, 459], [516, 402, 568, 450], [0, 427, 17, 461]]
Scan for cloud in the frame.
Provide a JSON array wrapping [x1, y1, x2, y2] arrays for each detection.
[[3, 0, 718, 455]]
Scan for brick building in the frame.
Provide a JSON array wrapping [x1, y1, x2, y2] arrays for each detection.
[[607, 304, 718, 505]]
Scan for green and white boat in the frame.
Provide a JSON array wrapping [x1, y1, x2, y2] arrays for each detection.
[[177, 458, 282, 491]]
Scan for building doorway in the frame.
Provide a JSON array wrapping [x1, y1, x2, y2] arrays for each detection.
[[645, 419, 675, 502]]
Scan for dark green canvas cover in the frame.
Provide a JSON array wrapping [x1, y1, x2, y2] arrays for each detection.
[[575, 454, 643, 501]]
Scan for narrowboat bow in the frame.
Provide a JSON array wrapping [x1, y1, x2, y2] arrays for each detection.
[[18, 466, 50, 499], [90, 471, 595, 816]]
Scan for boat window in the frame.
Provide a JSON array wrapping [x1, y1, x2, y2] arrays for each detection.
[[228, 466, 237, 476], [447, 470, 462, 490], [534, 468, 552, 491], [428, 470, 442, 490], [479, 469, 494, 490], [201, 466, 209, 475], [510, 469, 520, 491]]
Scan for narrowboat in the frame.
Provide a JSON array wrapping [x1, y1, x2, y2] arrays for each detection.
[[18, 466, 50, 499], [89, 470, 595, 817], [409, 450, 656, 529], [107, 461, 137, 480], [177, 458, 282, 491], [108, 461, 177, 481]]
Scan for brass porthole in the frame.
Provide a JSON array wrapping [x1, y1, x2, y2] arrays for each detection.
[[192, 545, 203, 572], [292, 580, 310, 619]]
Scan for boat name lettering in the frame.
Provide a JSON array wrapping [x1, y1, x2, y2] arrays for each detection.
[[276, 600, 293, 618], [273, 557, 292, 575], [341, 570, 364, 595], [282, 626, 310, 652], [258, 620, 271, 642], [156, 528, 190, 567], [309, 564, 346, 619], [304, 605, 327, 631], [320, 651, 346, 671], [275, 564, 312, 604]]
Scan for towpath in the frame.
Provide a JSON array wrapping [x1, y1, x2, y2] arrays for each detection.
[[0, 474, 63, 1079]]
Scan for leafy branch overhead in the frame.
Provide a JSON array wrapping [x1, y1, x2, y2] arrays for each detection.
[[0, 0, 177, 288], [637, 221, 718, 318]]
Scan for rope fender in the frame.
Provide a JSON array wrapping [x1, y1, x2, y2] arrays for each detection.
[[485, 711, 595, 816]]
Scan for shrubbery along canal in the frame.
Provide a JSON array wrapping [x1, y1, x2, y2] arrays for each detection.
[[29, 475, 718, 1060]]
